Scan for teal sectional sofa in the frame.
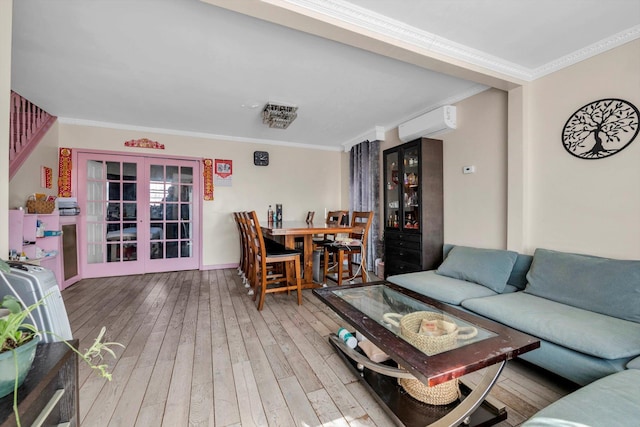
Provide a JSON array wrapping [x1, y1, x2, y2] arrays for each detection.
[[388, 245, 640, 424], [388, 244, 640, 386], [522, 368, 640, 427]]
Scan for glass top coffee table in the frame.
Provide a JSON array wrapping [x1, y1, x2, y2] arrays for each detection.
[[314, 282, 540, 427]]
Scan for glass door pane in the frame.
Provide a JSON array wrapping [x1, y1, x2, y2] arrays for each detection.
[[385, 151, 400, 229], [108, 161, 138, 262], [403, 146, 420, 230], [148, 163, 194, 261], [84, 158, 139, 264]]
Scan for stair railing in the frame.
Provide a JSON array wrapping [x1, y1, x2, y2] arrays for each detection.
[[9, 91, 57, 179]]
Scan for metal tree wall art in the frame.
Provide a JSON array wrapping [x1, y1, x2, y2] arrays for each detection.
[[562, 98, 639, 159]]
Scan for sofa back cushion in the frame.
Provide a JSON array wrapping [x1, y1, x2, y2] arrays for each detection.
[[436, 245, 518, 293], [443, 244, 531, 290], [525, 248, 640, 322]]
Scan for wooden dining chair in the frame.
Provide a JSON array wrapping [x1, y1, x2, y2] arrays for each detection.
[[241, 210, 280, 294], [246, 210, 303, 311], [236, 211, 254, 289], [295, 211, 316, 250], [312, 210, 348, 249], [305, 211, 315, 224], [323, 211, 374, 286], [233, 212, 247, 283]]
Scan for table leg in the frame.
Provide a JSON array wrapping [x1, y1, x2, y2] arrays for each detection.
[[330, 335, 506, 427], [303, 234, 315, 285], [429, 362, 504, 427], [283, 235, 319, 289]]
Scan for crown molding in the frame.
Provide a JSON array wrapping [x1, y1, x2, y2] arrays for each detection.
[[57, 117, 343, 152], [281, 0, 532, 80], [530, 24, 640, 79], [281, 0, 640, 82], [342, 125, 386, 152]]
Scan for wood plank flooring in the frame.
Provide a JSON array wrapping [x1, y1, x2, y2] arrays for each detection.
[[61, 269, 578, 427]]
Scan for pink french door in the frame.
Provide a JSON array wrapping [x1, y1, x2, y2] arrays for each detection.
[[77, 153, 199, 278]]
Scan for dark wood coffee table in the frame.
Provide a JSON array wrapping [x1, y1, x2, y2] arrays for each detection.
[[314, 282, 540, 427]]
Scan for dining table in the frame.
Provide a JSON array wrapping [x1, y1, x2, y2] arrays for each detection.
[[261, 220, 354, 288]]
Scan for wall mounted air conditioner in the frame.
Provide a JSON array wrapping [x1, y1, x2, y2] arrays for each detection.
[[398, 105, 457, 142]]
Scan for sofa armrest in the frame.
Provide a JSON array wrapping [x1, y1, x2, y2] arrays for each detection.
[[626, 356, 640, 370]]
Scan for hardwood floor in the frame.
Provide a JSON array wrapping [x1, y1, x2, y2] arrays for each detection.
[[61, 270, 578, 427]]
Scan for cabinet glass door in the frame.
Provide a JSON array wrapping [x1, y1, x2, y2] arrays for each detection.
[[384, 151, 400, 229], [403, 146, 420, 231]]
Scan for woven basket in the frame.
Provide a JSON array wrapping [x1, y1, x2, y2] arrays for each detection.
[[383, 311, 477, 356], [399, 374, 460, 406], [26, 200, 56, 214], [383, 311, 478, 405]]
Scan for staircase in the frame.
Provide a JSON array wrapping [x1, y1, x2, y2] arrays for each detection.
[[9, 91, 57, 179]]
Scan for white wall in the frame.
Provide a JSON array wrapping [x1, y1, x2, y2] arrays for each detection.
[[441, 88, 508, 248], [0, 0, 12, 257], [528, 39, 640, 259], [380, 88, 509, 250], [58, 123, 346, 267], [378, 37, 640, 263], [435, 40, 640, 259]]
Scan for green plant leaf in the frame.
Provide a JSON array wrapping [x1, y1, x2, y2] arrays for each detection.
[[0, 259, 10, 274], [1, 296, 22, 314]]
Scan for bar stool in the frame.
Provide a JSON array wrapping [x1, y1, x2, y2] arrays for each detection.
[[246, 210, 303, 311]]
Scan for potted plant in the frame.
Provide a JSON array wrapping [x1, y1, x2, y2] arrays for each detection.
[[0, 259, 123, 426], [0, 294, 39, 399]]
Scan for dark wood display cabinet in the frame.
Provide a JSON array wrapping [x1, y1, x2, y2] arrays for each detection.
[[383, 138, 443, 277], [0, 342, 79, 427]]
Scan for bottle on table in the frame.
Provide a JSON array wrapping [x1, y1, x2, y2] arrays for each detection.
[[267, 205, 274, 223]]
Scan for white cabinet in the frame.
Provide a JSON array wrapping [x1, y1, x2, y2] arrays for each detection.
[[9, 210, 64, 289]]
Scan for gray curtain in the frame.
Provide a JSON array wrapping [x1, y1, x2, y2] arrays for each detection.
[[349, 140, 380, 272]]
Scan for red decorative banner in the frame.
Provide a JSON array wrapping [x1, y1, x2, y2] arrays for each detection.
[[203, 158, 214, 201], [41, 166, 52, 189], [58, 148, 72, 197], [124, 138, 165, 149]]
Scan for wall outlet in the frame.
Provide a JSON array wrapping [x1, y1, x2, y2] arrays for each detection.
[[463, 165, 476, 174]]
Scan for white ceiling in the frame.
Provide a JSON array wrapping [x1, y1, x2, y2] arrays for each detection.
[[10, 0, 640, 151]]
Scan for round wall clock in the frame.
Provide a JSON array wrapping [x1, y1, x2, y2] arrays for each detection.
[[562, 98, 639, 159], [253, 150, 269, 166]]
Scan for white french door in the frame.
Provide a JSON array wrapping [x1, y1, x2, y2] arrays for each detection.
[[78, 153, 199, 278]]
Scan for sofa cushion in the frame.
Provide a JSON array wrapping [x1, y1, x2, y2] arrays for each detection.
[[522, 369, 640, 427], [627, 356, 640, 370], [436, 246, 517, 293], [507, 253, 533, 290], [387, 270, 500, 305], [525, 248, 640, 322], [518, 339, 629, 386], [462, 292, 640, 360]]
